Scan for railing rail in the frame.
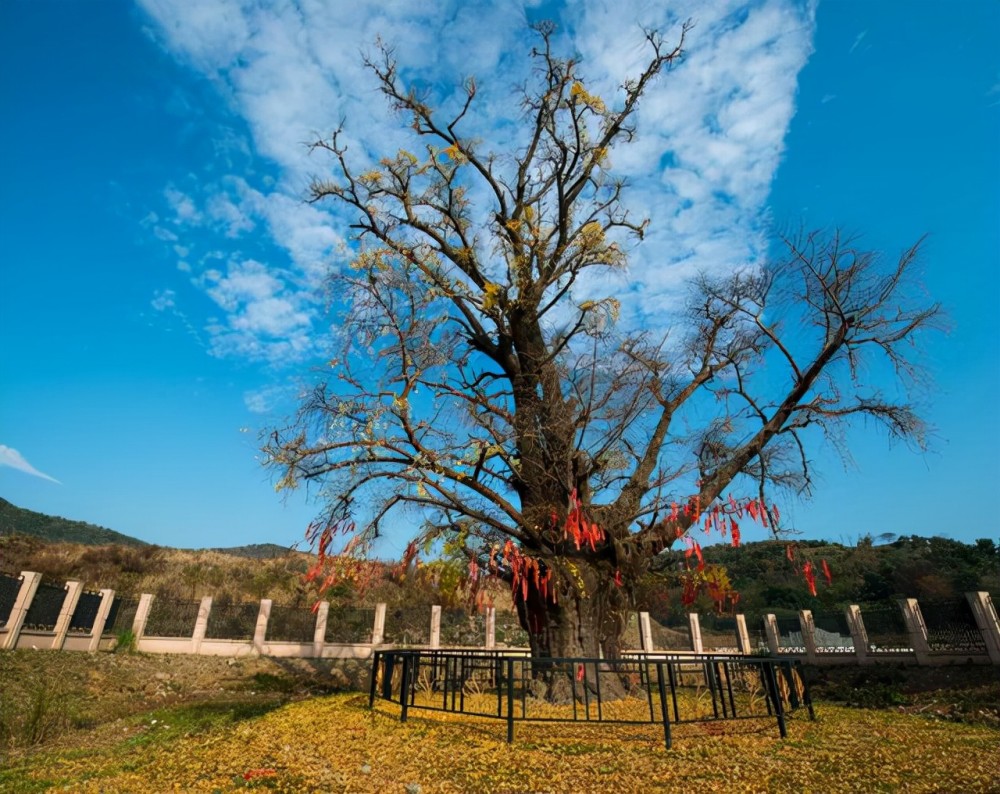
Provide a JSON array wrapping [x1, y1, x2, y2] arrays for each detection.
[[369, 648, 814, 748]]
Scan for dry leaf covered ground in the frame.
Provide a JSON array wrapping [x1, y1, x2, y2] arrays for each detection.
[[1, 650, 998, 793]]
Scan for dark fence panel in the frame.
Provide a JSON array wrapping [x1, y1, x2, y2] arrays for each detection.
[[860, 604, 911, 652], [812, 611, 853, 651], [145, 599, 201, 637], [440, 609, 486, 646], [205, 601, 259, 640], [493, 611, 529, 647], [23, 581, 67, 631], [774, 617, 805, 652], [699, 615, 739, 651], [105, 597, 139, 636], [325, 606, 374, 643], [921, 599, 987, 654], [382, 606, 429, 646], [68, 590, 103, 633], [0, 572, 22, 627], [648, 615, 692, 650], [267, 604, 317, 643]]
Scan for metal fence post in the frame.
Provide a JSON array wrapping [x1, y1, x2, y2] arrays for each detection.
[[506, 656, 515, 743]]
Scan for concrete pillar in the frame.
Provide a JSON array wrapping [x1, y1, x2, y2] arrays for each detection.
[[966, 591, 1000, 665], [763, 614, 782, 655], [845, 605, 873, 665], [734, 614, 752, 655], [688, 612, 703, 653], [191, 596, 213, 654], [87, 589, 116, 652], [1, 571, 41, 650], [253, 599, 272, 654], [899, 598, 931, 665], [485, 606, 496, 650], [132, 593, 155, 639], [313, 601, 329, 657], [798, 609, 819, 663], [430, 605, 442, 649], [372, 603, 386, 646], [51, 580, 84, 650], [639, 611, 654, 653]]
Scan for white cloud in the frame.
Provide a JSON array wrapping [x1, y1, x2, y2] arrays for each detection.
[[0, 445, 61, 484], [139, 0, 817, 355]]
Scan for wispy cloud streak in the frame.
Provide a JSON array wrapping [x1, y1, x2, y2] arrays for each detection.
[[0, 445, 61, 484]]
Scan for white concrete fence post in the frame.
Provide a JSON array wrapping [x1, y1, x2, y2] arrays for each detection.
[[485, 606, 496, 650], [191, 596, 213, 654], [688, 612, 703, 653], [845, 605, 873, 665], [132, 593, 155, 641], [51, 580, 84, 650], [734, 614, 752, 655], [1, 571, 42, 650], [372, 603, 386, 646], [899, 598, 931, 665], [430, 605, 442, 649], [966, 591, 1000, 665], [253, 599, 272, 655], [639, 611, 654, 653], [312, 601, 329, 657], [798, 609, 819, 663], [763, 614, 782, 655], [87, 588, 116, 652]]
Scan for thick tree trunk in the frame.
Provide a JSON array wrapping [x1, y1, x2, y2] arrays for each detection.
[[514, 563, 630, 703]]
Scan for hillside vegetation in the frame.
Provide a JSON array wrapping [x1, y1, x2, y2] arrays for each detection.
[[1, 497, 996, 617], [0, 497, 147, 547]]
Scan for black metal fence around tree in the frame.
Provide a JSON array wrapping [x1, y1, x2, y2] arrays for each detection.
[[369, 648, 814, 749]]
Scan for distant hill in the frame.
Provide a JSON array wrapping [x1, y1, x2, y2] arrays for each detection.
[[208, 543, 300, 559], [0, 497, 148, 547]]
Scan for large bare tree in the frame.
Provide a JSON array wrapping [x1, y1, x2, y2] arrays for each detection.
[[265, 25, 940, 673]]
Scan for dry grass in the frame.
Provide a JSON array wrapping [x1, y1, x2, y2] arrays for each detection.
[[1, 650, 998, 793]]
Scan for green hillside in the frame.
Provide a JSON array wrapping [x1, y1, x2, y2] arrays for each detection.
[[0, 497, 148, 547]]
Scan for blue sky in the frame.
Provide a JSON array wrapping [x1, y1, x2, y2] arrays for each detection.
[[1, 0, 997, 553]]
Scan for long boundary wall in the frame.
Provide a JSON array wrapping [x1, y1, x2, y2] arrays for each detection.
[[1, 570, 997, 666]]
